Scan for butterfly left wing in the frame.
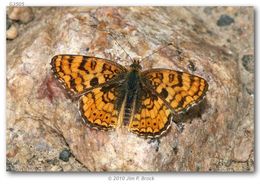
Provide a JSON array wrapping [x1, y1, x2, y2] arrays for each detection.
[[128, 85, 172, 138], [51, 55, 127, 97], [141, 69, 208, 114]]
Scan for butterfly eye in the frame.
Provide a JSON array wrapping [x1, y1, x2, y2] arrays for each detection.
[[130, 59, 142, 70]]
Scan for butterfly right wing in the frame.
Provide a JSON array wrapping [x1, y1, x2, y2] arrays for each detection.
[[79, 81, 126, 130], [51, 55, 127, 97]]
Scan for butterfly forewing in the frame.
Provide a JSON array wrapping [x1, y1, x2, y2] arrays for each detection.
[[51, 55, 127, 97], [141, 69, 208, 114]]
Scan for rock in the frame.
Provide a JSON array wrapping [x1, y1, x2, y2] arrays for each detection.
[[6, 160, 15, 171], [6, 16, 12, 30], [62, 164, 72, 171], [50, 165, 62, 172], [242, 54, 254, 73], [233, 137, 253, 162], [8, 7, 34, 23], [217, 14, 234, 26], [6, 145, 19, 158], [203, 7, 214, 15], [59, 149, 71, 162], [46, 158, 59, 165], [6, 24, 18, 40], [6, 7, 254, 171]]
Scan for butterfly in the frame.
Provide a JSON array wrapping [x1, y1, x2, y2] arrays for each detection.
[[51, 54, 208, 138]]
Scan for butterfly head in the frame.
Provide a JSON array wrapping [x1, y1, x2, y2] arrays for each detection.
[[130, 59, 142, 71]]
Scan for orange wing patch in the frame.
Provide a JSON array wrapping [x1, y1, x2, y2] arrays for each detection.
[[51, 55, 126, 96], [128, 88, 172, 138], [79, 83, 121, 130], [142, 69, 208, 114]]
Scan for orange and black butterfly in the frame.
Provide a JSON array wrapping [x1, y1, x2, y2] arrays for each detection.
[[51, 54, 208, 138]]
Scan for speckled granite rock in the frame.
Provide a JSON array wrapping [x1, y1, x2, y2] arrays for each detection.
[[8, 7, 34, 23], [6, 7, 254, 171]]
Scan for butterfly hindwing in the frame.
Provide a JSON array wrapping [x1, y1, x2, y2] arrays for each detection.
[[142, 69, 208, 114], [51, 55, 127, 96], [128, 85, 172, 138], [79, 82, 125, 130]]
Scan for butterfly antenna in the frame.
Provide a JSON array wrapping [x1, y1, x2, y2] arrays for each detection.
[[140, 43, 173, 63], [107, 32, 134, 62], [88, 23, 134, 62]]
